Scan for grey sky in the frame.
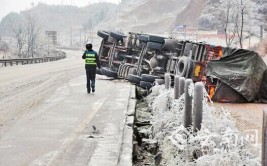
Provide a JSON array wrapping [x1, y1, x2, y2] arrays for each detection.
[[0, 0, 120, 21]]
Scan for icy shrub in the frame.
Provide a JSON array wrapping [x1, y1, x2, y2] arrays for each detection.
[[145, 84, 261, 166]]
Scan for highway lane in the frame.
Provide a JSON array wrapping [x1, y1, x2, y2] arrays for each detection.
[[0, 50, 133, 165]]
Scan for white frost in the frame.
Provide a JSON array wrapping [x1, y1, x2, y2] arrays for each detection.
[[145, 84, 261, 166]]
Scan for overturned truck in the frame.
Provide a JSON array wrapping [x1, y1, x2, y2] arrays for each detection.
[[96, 30, 267, 103]]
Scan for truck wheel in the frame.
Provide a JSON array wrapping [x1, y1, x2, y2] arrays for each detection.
[[147, 42, 163, 51], [110, 31, 125, 41], [176, 56, 191, 77], [140, 81, 153, 90], [148, 35, 166, 44], [102, 67, 118, 78], [97, 30, 109, 40], [138, 35, 149, 43], [127, 74, 141, 84], [141, 74, 159, 83]]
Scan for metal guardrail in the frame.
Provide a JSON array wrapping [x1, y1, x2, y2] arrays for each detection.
[[0, 55, 66, 67]]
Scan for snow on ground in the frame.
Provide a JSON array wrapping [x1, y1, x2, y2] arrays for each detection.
[[0, 49, 84, 137], [145, 85, 261, 165]]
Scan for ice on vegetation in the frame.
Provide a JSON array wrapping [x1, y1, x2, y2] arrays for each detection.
[[144, 84, 261, 166]]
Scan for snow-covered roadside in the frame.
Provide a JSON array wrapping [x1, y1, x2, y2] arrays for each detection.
[[145, 85, 261, 165]]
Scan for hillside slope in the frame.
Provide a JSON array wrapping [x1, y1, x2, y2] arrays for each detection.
[[172, 0, 207, 28], [0, 0, 265, 40], [96, 0, 190, 33], [0, 3, 117, 36]]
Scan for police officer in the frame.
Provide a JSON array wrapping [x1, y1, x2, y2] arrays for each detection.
[[82, 43, 101, 93]]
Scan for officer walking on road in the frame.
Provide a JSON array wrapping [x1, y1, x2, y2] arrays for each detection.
[[82, 43, 101, 93]]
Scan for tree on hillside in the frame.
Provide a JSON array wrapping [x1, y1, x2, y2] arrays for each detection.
[[7, 13, 41, 58], [218, 0, 258, 48], [25, 14, 41, 58], [6, 13, 26, 58], [218, 0, 237, 47], [10, 23, 26, 58], [235, 0, 258, 48]]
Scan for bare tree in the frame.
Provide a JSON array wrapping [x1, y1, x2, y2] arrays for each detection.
[[11, 24, 26, 58], [234, 0, 258, 48], [25, 14, 41, 58], [8, 17, 27, 58], [235, 0, 245, 48], [8, 13, 41, 58], [219, 0, 238, 47], [218, 0, 258, 48]]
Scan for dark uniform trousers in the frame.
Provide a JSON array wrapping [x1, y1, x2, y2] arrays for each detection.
[[86, 66, 96, 91]]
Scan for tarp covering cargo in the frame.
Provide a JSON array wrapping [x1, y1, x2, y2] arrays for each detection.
[[207, 48, 267, 102]]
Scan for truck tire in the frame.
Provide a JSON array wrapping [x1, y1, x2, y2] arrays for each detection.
[[140, 81, 153, 90], [102, 67, 118, 78], [141, 74, 159, 83], [110, 31, 125, 41], [127, 74, 141, 84], [176, 56, 191, 77], [138, 35, 149, 43], [148, 35, 166, 44], [97, 30, 109, 40], [147, 42, 163, 51]]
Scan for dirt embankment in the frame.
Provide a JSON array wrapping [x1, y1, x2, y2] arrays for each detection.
[[173, 0, 207, 28]]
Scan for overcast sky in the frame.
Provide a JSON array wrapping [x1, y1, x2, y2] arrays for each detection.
[[0, 0, 120, 21]]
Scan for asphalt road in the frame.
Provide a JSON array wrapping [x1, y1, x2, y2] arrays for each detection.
[[0, 50, 132, 166]]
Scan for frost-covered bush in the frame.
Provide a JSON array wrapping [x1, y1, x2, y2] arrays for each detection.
[[145, 84, 261, 166]]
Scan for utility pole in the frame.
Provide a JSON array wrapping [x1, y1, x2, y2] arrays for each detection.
[[260, 25, 263, 41]]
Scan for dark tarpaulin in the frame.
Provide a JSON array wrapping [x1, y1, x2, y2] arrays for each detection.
[[207, 48, 267, 102], [258, 70, 267, 103]]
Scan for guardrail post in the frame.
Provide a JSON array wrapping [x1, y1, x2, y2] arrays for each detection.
[[164, 73, 170, 89], [174, 75, 180, 99], [263, 109, 267, 166], [193, 82, 204, 132], [184, 79, 193, 129], [0, 55, 66, 67], [179, 77, 185, 97]]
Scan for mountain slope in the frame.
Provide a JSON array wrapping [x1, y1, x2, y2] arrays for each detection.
[[173, 0, 207, 28], [0, 3, 117, 36], [96, 0, 190, 33]]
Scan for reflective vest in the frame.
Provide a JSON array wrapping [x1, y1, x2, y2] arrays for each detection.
[[85, 53, 96, 65]]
